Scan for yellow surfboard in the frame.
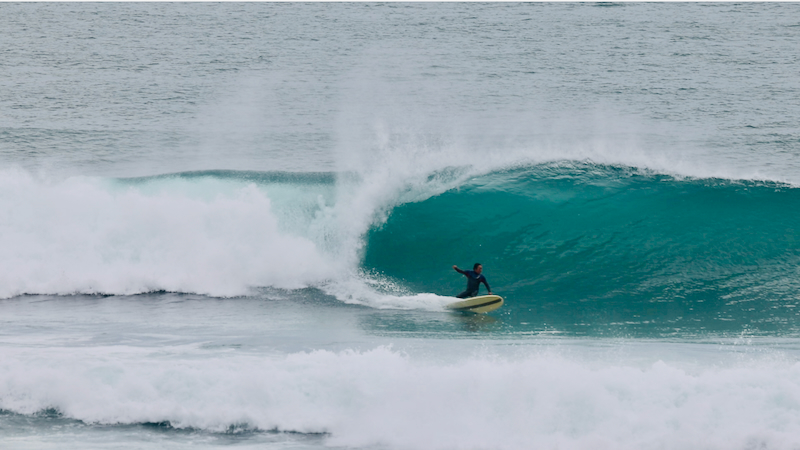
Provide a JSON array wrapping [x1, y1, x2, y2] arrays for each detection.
[[446, 295, 504, 314]]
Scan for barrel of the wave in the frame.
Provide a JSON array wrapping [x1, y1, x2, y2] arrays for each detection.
[[445, 295, 504, 314]]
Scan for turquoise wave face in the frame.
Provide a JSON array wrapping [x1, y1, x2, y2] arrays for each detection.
[[363, 164, 800, 335]]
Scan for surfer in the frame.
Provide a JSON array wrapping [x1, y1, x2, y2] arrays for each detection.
[[452, 263, 492, 298]]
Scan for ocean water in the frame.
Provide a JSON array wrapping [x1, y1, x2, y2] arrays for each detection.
[[2, 2, 800, 449]]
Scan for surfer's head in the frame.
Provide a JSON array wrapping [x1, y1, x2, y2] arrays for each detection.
[[473, 263, 482, 274]]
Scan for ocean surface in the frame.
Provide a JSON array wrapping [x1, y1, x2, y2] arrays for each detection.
[[2, 3, 800, 449]]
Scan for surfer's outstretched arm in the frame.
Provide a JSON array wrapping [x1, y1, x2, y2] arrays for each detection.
[[482, 278, 492, 294], [453, 265, 466, 275]]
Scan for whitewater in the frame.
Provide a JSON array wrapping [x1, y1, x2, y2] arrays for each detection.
[[2, 3, 800, 450]]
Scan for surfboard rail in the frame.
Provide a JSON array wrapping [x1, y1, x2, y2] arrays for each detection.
[[445, 295, 504, 313]]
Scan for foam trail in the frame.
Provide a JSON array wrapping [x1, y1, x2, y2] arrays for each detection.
[[321, 273, 456, 310], [1, 346, 799, 450]]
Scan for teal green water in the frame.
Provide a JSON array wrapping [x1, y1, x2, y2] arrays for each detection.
[[365, 163, 800, 334]]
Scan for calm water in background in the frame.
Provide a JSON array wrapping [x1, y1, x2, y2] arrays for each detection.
[[2, 3, 800, 449]]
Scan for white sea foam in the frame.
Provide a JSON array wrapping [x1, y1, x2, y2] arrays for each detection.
[[1, 345, 799, 450], [0, 166, 455, 304], [0, 169, 334, 298]]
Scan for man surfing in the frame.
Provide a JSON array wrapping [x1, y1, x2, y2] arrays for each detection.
[[452, 263, 492, 298]]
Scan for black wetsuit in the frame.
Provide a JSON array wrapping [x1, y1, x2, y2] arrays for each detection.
[[454, 268, 491, 298]]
